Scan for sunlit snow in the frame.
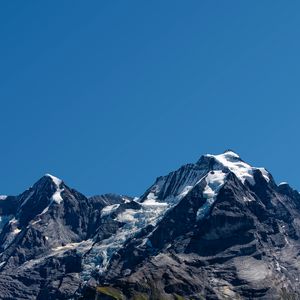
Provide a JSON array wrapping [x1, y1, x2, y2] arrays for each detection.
[[197, 170, 226, 220], [45, 173, 62, 187], [206, 151, 270, 185]]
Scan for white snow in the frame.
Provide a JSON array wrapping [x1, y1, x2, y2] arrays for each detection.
[[40, 206, 50, 215], [101, 204, 120, 217], [51, 187, 64, 204], [206, 151, 270, 185], [257, 167, 270, 182], [45, 174, 62, 187], [179, 185, 194, 198], [142, 151, 270, 215], [122, 197, 131, 204], [44, 174, 64, 204], [197, 171, 226, 220], [82, 198, 170, 280], [116, 209, 137, 223], [144, 165, 208, 208], [12, 228, 21, 235], [45, 150, 273, 282], [37, 175, 64, 213], [142, 198, 168, 207], [0, 195, 7, 200], [279, 182, 288, 186], [146, 192, 157, 200], [2, 218, 21, 249], [37, 187, 64, 216]]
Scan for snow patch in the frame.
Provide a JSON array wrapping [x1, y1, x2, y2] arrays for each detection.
[[101, 204, 120, 217], [179, 185, 194, 198], [51, 187, 64, 204], [146, 192, 157, 200], [142, 199, 168, 207], [257, 167, 270, 182], [45, 174, 62, 187], [197, 171, 226, 220], [116, 209, 137, 223], [3, 218, 21, 249], [12, 228, 21, 235], [34, 184, 64, 218], [0, 195, 7, 200], [206, 151, 270, 185], [122, 197, 131, 204]]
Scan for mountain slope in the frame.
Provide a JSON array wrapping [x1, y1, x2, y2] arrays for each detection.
[[0, 175, 133, 299], [1, 151, 300, 299], [88, 151, 300, 299]]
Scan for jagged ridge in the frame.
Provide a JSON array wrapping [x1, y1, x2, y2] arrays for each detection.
[[0, 151, 299, 300]]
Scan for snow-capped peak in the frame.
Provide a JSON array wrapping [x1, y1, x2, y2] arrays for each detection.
[[43, 174, 64, 205], [205, 151, 270, 185], [222, 149, 241, 157], [44, 174, 62, 187], [143, 150, 271, 207], [0, 195, 7, 201]]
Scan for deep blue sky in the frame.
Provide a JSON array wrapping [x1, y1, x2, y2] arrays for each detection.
[[1, 1, 300, 197]]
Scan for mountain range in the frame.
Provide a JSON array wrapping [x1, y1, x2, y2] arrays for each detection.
[[0, 150, 300, 299]]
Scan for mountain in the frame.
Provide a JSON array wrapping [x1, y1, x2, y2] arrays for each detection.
[[1, 151, 300, 299]]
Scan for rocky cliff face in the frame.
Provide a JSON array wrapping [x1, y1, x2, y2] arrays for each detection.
[[1, 151, 300, 299]]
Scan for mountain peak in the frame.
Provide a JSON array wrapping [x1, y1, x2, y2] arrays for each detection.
[[0, 152, 299, 299], [44, 174, 62, 187], [206, 150, 241, 160], [223, 149, 240, 156], [200, 151, 270, 185]]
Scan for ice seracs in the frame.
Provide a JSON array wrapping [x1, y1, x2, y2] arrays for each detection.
[[82, 198, 170, 279]]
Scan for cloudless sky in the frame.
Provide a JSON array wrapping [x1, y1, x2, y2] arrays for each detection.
[[1, 1, 300, 197]]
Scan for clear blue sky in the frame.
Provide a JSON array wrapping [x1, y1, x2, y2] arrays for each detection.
[[1, 1, 300, 197]]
